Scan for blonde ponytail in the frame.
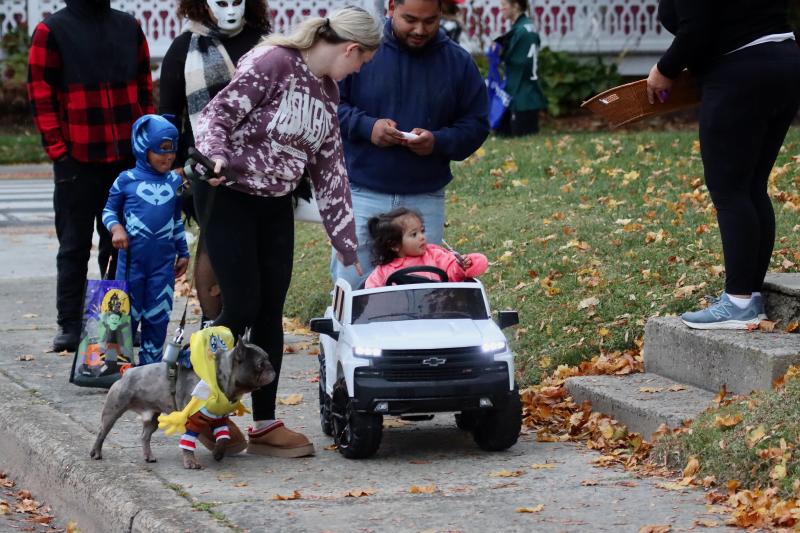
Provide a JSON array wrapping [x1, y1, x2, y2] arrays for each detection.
[[262, 6, 382, 51]]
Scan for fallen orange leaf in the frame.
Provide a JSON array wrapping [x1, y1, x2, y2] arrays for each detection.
[[271, 490, 301, 500], [490, 469, 525, 478], [714, 413, 742, 429], [639, 526, 670, 533], [683, 456, 700, 477], [409, 485, 437, 494], [516, 504, 544, 513], [344, 489, 375, 497], [277, 393, 303, 406]]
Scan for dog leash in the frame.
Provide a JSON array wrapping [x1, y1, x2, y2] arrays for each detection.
[[161, 148, 235, 398]]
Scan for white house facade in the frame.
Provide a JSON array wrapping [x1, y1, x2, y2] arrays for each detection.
[[0, 0, 671, 74]]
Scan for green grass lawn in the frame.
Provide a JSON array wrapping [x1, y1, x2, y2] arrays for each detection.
[[0, 132, 48, 165], [286, 127, 800, 386], [654, 377, 800, 499]]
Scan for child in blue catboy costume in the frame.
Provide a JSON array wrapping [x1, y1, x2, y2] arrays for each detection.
[[102, 114, 190, 364]]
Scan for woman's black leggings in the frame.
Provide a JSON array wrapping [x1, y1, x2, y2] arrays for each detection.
[[196, 181, 294, 421], [699, 40, 800, 294]]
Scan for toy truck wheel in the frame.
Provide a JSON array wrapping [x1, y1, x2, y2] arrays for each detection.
[[472, 387, 522, 452], [455, 411, 480, 431], [332, 377, 383, 459], [318, 350, 333, 437]]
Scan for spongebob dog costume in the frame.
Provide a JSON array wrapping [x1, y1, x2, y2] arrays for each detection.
[[158, 327, 249, 451]]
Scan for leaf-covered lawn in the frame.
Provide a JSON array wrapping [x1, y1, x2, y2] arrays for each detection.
[[288, 127, 800, 386], [0, 134, 48, 165]]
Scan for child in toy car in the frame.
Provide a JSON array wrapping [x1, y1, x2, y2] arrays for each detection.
[[365, 207, 488, 288]]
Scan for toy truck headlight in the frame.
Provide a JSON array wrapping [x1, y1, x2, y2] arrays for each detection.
[[353, 346, 382, 357], [482, 341, 507, 354]]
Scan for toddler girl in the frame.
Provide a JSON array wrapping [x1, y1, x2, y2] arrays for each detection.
[[365, 207, 488, 288]]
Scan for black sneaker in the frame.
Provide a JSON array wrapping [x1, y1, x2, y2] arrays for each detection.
[[52, 327, 80, 352]]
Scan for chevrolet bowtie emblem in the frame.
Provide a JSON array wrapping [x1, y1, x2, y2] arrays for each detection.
[[421, 357, 447, 367]]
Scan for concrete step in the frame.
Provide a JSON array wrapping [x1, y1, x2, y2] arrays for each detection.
[[644, 316, 800, 395], [565, 373, 716, 440], [763, 273, 800, 326]]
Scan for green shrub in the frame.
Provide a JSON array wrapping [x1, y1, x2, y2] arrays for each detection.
[[538, 47, 621, 117], [1, 23, 30, 84], [472, 47, 621, 118]]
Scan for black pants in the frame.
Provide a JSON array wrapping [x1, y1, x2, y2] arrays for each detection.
[[54, 159, 128, 331], [699, 40, 800, 294], [496, 109, 540, 137], [196, 182, 294, 421]]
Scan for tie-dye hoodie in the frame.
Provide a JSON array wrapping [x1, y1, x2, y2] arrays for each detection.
[[195, 45, 358, 265]]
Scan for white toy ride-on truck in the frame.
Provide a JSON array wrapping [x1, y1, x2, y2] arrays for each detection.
[[310, 266, 522, 459]]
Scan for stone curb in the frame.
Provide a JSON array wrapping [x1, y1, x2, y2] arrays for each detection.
[[0, 370, 228, 533], [566, 373, 716, 439], [644, 316, 800, 395]]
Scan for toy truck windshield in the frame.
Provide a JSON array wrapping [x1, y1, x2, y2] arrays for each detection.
[[351, 287, 489, 324]]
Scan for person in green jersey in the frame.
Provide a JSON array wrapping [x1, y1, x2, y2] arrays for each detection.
[[495, 0, 546, 136]]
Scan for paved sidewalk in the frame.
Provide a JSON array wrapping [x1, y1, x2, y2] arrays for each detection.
[[0, 164, 51, 180], [0, 275, 731, 533]]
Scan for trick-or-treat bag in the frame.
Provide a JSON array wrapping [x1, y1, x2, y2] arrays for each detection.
[[70, 261, 134, 388]]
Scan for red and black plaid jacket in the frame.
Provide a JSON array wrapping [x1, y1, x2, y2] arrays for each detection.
[[27, 8, 154, 164]]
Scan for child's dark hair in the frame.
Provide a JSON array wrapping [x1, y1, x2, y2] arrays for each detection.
[[367, 207, 423, 266]]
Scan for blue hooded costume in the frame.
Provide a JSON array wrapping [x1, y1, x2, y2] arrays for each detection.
[[102, 114, 189, 364]]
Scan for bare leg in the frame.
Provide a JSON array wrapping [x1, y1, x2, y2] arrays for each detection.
[[194, 236, 222, 321], [141, 413, 159, 463]]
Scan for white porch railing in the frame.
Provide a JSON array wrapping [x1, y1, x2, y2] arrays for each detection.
[[1, 0, 672, 73]]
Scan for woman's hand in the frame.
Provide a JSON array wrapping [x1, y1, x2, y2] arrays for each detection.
[[111, 224, 129, 250], [174, 256, 189, 278], [208, 159, 226, 186], [371, 118, 404, 148], [646, 64, 674, 105], [336, 252, 364, 276]]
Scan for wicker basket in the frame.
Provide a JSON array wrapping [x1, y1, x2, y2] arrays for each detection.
[[582, 70, 700, 128]]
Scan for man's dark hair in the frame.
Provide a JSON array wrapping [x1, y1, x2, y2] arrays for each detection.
[[394, 0, 444, 8], [506, 0, 529, 11]]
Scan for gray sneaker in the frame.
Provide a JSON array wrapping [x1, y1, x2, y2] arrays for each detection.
[[682, 293, 760, 330], [752, 294, 767, 321], [703, 293, 767, 321]]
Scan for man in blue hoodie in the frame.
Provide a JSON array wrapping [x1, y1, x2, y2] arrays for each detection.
[[332, 0, 489, 288]]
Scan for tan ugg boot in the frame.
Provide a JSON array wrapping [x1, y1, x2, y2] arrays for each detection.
[[246, 421, 315, 458]]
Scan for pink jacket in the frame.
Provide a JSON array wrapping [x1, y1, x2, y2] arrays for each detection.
[[365, 244, 489, 288]]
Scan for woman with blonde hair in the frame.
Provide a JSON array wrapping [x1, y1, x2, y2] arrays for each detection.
[[194, 6, 382, 457]]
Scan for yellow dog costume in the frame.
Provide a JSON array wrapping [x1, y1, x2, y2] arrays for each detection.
[[157, 326, 249, 439]]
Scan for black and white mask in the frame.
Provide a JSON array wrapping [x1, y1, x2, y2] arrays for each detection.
[[207, 0, 246, 32]]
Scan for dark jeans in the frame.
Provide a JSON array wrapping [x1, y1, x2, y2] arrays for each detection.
[[53, 158, 129, 331], [496, 109, 540, 137], [699, 40, 800, 294], [196, 182, 294, 421]]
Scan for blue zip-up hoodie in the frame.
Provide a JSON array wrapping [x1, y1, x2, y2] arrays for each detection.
[[338, 20, 489, 194]]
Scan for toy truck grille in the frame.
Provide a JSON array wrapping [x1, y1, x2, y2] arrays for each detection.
[[357, 346, 508, 382]]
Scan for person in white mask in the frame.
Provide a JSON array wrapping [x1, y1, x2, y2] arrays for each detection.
[[160, 1, 271, 341]]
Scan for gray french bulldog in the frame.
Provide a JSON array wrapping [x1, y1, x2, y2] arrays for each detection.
[[90, 334, 275, 469]]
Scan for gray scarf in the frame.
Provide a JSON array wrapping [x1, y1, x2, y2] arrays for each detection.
[[183, 20, 239, 134]]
